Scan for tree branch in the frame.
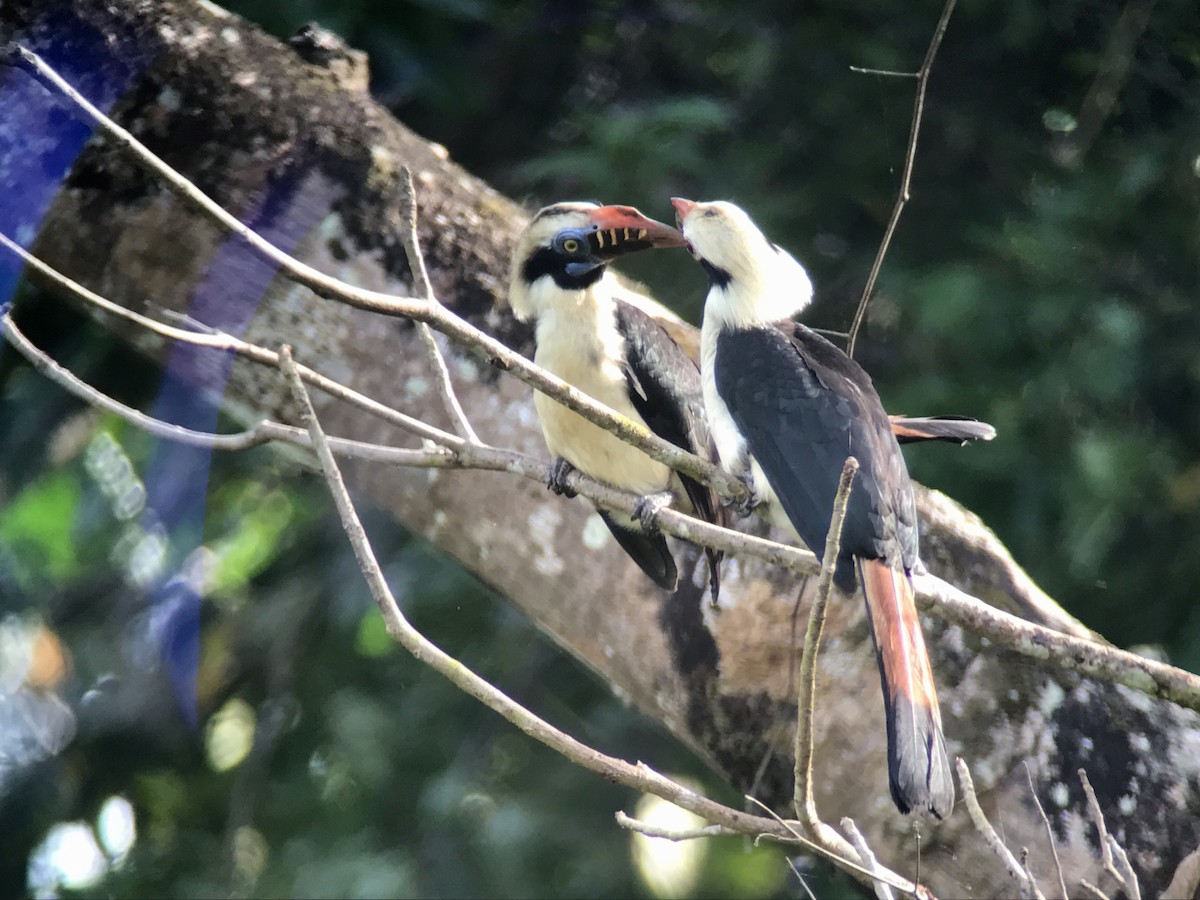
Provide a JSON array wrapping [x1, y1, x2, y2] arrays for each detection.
[[794, 456, 859, 859]]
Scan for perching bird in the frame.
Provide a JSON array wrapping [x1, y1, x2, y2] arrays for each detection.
[[672, 197, 956, 817], [508, 201, 725, 599]]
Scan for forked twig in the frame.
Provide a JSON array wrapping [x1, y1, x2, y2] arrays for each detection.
[[274, 345, 793, 840], [842, 817, 897, 900], [0, 312, 456, 466], [398, 166, 480, 444], [743, 795, 913, 894], [1079, 768, 1138, 895], [845, 0, 957, 357], [1107, 835, 1140, 900], [957, 758, 1045, 899], [0, 231, 459, 449]]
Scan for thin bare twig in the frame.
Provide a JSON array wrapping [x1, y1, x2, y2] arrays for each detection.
[[842, 817, 896, 900], [0, 230, 461, 451], [846, 0, 957, 357], [1024, 762, 1068, 900], [957, 758, 1045, 899], [1022, 849, 1041, 899], [848, 66, 920, 78], [399, 166, 480, 444], [743, 796, 913, 894], [1107, 835, 1140, 900], [786, 858, 818, 900], [0, 312, 455, 467], [794, 457, 858, 835], [2, 44, 740, 499], [1079, 769, 1124, 890], [1060, 0, 1157, 166], [613, 811, 731, 841], [1079, 879, 1110, 900]]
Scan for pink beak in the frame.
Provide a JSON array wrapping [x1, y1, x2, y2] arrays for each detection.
[[671, 197, 698, 228], [586, 205, 686, 250]]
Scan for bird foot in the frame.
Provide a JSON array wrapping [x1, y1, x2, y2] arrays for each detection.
[[723, 472, 760, 518], [547, 457, 577, 498], [633, 491, 675, 532]]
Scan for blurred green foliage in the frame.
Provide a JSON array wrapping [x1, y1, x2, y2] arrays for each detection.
[[3, 0, 1199, 896]]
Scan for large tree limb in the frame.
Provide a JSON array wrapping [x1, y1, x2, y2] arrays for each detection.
[[3, 2, 1199, 896]]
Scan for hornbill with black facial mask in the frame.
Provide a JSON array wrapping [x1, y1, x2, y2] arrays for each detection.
[[508, 201, 725, 599]]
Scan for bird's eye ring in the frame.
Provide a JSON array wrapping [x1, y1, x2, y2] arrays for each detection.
[[702, 208, 718, 219], [562, 238, 580, 253]]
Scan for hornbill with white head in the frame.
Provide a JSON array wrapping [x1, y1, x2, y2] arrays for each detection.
[[671, 197, 956, 817]]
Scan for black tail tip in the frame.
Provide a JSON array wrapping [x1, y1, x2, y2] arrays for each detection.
[[598, 512, 679, 591], [886, 696, 955, 818]]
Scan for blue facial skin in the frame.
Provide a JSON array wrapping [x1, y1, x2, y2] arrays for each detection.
[[553, 228, 604, 277]]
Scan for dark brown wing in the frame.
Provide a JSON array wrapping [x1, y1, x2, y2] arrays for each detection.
[[614, 301, 724, 600]]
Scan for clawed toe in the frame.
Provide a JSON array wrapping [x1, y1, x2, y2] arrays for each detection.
[[723, 474, 760, 518], [547, 457, 578, 498], [633, 491, 675, 532]]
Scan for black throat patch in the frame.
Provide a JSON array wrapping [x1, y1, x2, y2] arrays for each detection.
[[522, 246, 606, 291], [700, 259, 732, 289]]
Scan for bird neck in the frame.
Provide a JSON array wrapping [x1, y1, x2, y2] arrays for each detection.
[[701, 246, 813, 331], [510, 263, 613, 323], [530, 272, 623, 366]]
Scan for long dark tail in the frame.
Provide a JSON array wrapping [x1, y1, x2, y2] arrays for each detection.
[[859, 558, 954, 817], [889, 415, 996, 445], [598, 511, 678, 591]]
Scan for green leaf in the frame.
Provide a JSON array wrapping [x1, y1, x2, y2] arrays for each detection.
[[0, 472, 82, 583]]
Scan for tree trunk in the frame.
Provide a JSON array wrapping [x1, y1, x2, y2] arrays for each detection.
[[4, 1, 1198, 896]]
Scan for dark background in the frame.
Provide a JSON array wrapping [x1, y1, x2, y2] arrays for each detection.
[[1, 0, 1197, 896]]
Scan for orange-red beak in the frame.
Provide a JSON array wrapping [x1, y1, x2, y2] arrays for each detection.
[[584, 204, 686, 256]]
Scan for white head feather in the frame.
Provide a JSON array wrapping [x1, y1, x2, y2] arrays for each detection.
[[677, 200, 813, 329]]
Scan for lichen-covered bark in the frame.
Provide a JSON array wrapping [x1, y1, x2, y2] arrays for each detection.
[[3, 1, 1198, 895]]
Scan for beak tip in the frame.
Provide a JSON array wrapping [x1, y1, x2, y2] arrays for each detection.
[[670, 197, 696, 225]]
